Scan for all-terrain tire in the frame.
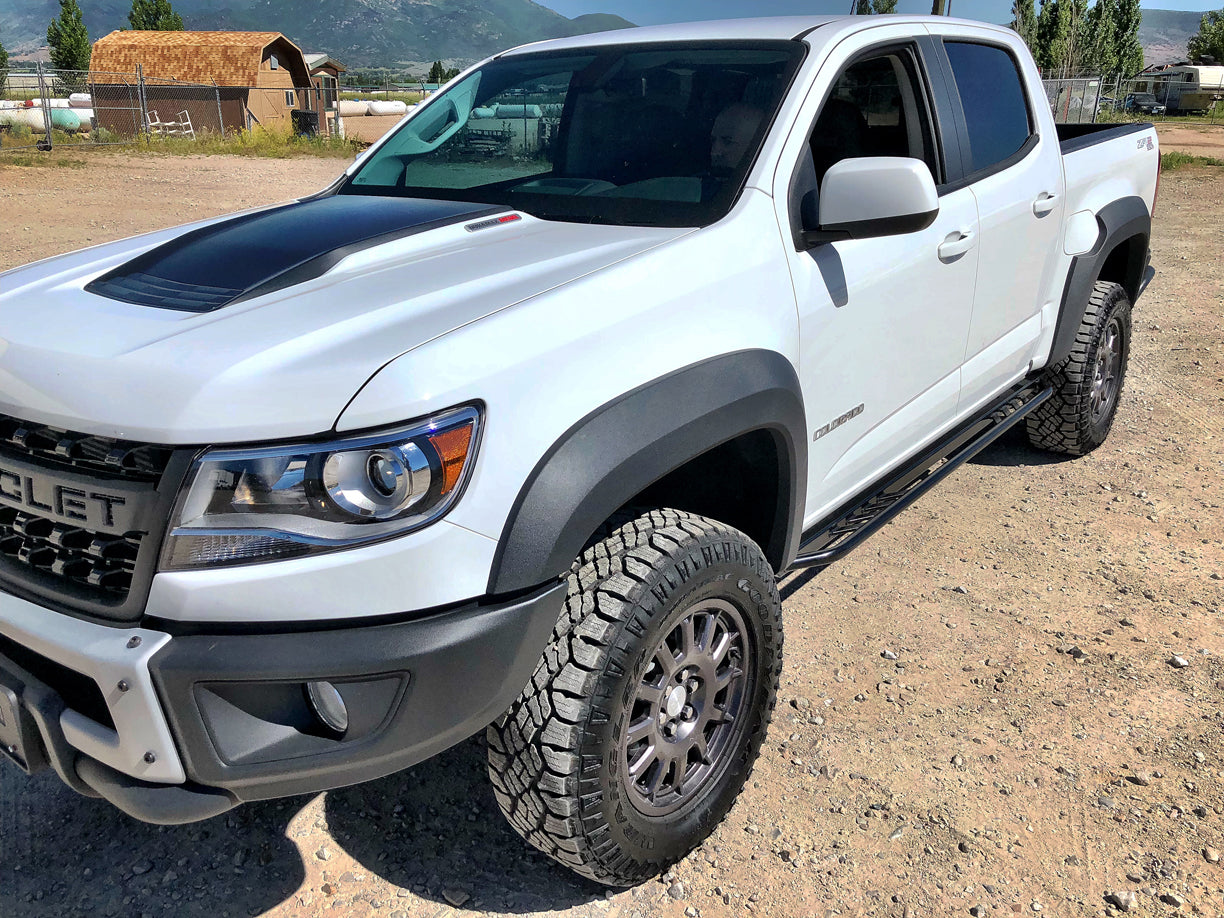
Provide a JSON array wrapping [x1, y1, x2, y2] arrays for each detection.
[[486, 509, 782, 886], [1027, 280, 1132, 456]]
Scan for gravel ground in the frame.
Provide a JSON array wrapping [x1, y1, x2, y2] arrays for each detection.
[[0, 151, 1221, 918]]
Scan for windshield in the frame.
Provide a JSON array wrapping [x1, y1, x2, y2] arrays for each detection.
[[340, 41, 805, 227]]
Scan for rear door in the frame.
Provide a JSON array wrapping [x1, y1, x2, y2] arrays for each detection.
[[928, 29, 1067, 415], [771, 25, 980, 527]]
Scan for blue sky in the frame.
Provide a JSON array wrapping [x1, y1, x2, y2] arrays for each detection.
[[541, 1, 1220, 26]]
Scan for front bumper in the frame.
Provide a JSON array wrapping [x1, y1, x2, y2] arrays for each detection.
[[0, 581, 564, 824]]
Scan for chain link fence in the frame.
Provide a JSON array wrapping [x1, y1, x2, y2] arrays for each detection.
[[1042, 77, 1104, 124], [1040, 75, 1222, 125], [1, 64, 336, 153], [1, 65, 140, 150], [1100, 75, 1222, 124]]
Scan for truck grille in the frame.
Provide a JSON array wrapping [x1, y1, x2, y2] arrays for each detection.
[[0, 507, 142, 597], [0, 414, 173, 483], [0, 414, 190, 621]]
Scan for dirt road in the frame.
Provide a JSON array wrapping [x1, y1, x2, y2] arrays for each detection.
[[0, 152, 1222, 918], [1155, 124, 1224, 159]]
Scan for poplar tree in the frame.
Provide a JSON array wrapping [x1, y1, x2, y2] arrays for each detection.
[[1035, 0, 1073, 72], [1079, 0, 1119, 78], [855, 0, 899, 13], [1114, 0, 1144, 77], [47, 0, 91, 73], [1010, 0, 1038, 49], [127, 0, 185, 31]]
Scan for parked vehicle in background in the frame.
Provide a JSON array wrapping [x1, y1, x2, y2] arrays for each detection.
[[0, 14, 1159, 886], [1125, 92, 1168, 115], [1133, 63, 1224, 114]]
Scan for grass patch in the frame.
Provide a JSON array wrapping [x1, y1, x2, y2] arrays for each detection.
[[1160, 150, 1224, 170], [0, 152, 88, 168], [143, 123, 360, 158], [2, 122, 360, 160], [1096, 108, 1223, 126]]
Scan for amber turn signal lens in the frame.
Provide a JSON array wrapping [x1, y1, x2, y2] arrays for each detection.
[[427, 423, 474, 495]]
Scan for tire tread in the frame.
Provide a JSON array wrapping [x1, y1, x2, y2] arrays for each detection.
[[487, 508, 781, 886]]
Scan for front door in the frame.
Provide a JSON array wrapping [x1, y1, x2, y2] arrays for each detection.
[[772, 33, 980, 528]]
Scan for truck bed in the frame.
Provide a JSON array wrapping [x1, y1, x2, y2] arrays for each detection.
[[1056, 120, 1153, 155]]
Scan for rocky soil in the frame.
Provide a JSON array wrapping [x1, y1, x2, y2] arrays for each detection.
[[0, 151, 1221, 918]]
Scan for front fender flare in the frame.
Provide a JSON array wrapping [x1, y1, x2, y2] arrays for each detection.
[[488, 350, 807, 595]]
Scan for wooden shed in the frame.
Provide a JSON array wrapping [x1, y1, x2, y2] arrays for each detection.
[[305, 53, 347, 132], [89, 31, 313, 136]]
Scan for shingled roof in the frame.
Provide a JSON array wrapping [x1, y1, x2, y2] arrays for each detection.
[[90, 31, 311, 86]]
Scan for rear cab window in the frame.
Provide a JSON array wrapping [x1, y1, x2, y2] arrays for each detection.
[[941, 41, 1034, 178]]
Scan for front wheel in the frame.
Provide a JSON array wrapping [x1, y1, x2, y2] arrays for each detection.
[[487, 509, 782, 886]]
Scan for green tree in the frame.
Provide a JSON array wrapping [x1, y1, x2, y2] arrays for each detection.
[[0, 40, 8, 97], [1035, 0, 1073, 72], [47, 0, 91, 73], [1113, 0, 1144, 77], [854, 0, 898, 13], [127, 0, 184, 31], [1065, 0, 1089, 72], [426, 61, 460, 84], [1188, 9, 1224, 63], [1010, 0, 1038, 49], [1078, 0, 1119, 77]]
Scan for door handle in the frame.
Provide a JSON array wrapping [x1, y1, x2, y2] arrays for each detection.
[[1033, 192, 1059, 216], [938, 229, 975, 259]]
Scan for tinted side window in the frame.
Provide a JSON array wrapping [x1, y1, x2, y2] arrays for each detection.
[[807, 49, 937, 184], [943, 41, 1031, 174]]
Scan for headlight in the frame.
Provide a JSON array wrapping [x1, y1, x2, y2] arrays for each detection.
[[160, 405, 480, 571]]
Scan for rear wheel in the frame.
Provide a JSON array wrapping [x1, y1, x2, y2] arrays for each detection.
[[487, 509, 782, 886], [1027, 280, 1132, 456]]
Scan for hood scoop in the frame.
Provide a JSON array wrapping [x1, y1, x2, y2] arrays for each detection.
[[86, 194, 500, 313]]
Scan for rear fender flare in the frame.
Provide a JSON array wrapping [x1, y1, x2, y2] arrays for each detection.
[[1050, 195, 1150, 367]]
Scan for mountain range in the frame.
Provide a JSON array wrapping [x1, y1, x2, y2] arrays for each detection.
[[0, 1, 1211, 69], [1138, 9, 1212, 65], [0, 0, 635, 67]]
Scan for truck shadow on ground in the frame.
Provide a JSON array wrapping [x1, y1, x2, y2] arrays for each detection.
[[325, 734, 608, 913], [968, 424, 1079, 467], [0, 766, 307, 918], [3, 735, 605, 917]]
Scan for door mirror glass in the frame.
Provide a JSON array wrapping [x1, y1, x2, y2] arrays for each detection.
[[802, 156, 938, 247]]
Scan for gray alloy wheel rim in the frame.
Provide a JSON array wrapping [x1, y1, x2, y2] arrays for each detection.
[[1090, 317, 1123, 425], [620, 597, 751, 817]]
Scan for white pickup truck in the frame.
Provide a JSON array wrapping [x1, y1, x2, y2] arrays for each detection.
[[0, 15, 1158, 885]]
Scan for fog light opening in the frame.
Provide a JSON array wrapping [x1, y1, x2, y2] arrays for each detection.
[[305, 681, 349, 737]]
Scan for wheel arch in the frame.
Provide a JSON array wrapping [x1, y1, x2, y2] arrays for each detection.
[[1050, 195, 1150, 368], [487, 350, 807, 595]]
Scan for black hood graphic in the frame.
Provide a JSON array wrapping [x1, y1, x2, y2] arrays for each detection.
[[86, 195, 500, 313]]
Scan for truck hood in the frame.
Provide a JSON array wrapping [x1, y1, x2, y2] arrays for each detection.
[[0, 194, 690, 443]]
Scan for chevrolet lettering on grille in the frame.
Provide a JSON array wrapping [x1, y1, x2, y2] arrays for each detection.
[[0, 462, 141, 534]]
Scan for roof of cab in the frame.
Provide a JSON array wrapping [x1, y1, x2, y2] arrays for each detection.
[[499, 15, 1016, 57], [500, 16, 844, 55]]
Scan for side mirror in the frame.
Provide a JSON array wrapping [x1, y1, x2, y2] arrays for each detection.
[[800, 157, 939, 249]]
